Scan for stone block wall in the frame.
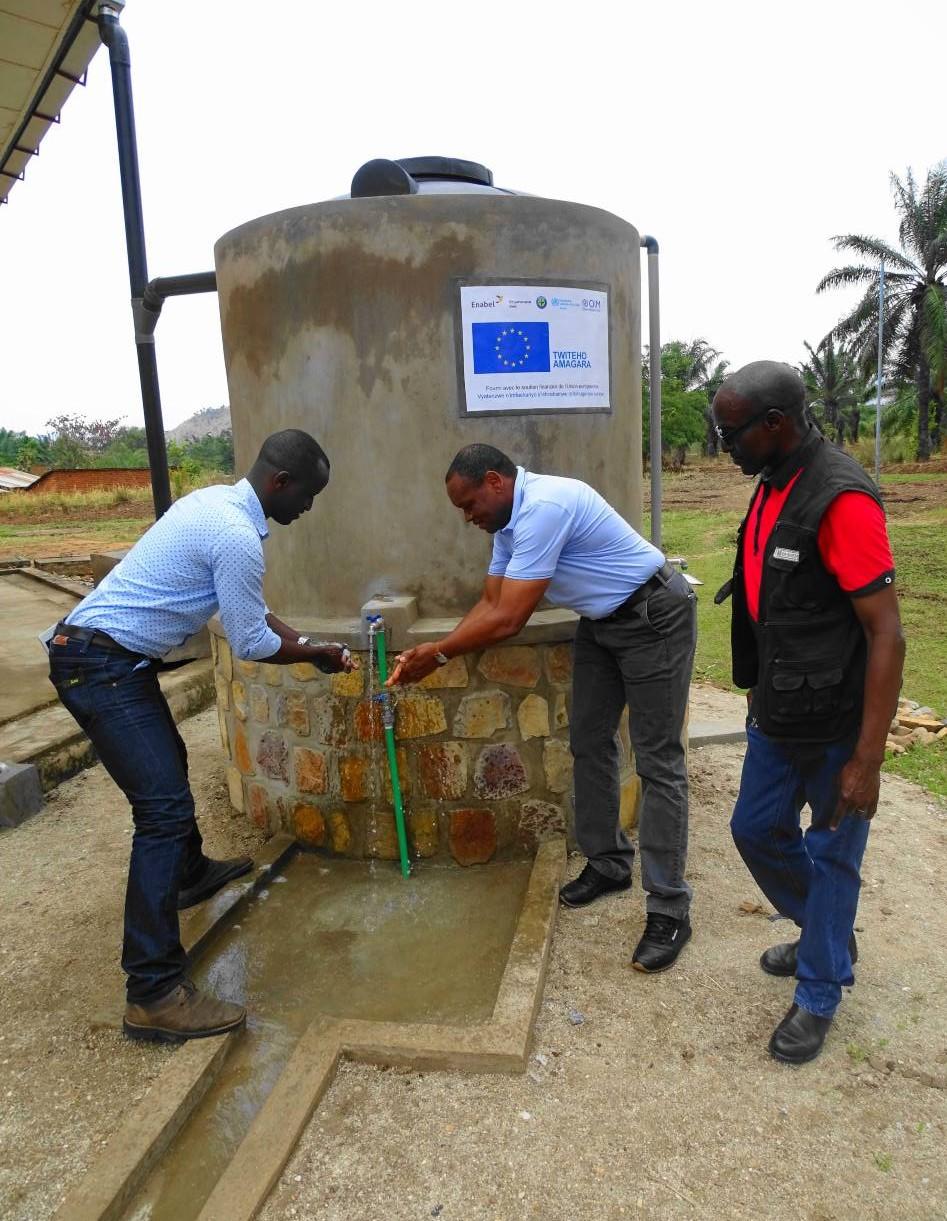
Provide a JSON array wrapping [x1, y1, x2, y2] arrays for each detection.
[[211, 632, 640, 866]]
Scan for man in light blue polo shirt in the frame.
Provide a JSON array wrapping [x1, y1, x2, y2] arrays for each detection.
[[390, 443, 697, 972], [47, 429, 355, 1042]]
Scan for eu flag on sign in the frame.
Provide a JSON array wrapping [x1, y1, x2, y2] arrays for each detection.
[[472, 321, 551, 374]]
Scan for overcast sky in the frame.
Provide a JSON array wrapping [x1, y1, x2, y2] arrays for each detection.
[[1, 0, 945, 437]]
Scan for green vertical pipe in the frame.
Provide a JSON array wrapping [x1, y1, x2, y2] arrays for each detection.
[[373, 628, 411, 878]]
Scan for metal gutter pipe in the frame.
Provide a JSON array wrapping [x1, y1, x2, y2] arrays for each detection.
[[97, 1, 172, 519], [0, 0, 98, 200], [137, 271, 218, 338], [640, 235, 662, 548]]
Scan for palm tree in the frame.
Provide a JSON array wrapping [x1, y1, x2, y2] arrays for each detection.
[[817, 164, 947, 460], [701, 357, 730, 456], [642, 339, 727, 467], [800, 336, 863, 445], [651, 338, 730, 456]]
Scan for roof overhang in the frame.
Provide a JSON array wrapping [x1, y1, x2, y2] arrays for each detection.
[[0, 0, 108, 207]]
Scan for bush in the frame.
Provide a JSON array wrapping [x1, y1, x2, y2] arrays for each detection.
[[850, 434, 915, 467]]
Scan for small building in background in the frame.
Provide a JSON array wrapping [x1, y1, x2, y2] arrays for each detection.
[[0, 467, 39, 493], [23, 468, 154, 495]]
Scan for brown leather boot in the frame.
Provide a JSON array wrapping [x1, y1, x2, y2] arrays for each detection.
[[123, 979, 246, 1044]]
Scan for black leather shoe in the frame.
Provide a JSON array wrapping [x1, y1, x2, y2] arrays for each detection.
[[760, 933, 858, 977], [559, 862, 631, 908], [631, 913, 691, 973], [177, 856, 253, 910], [769, 1003, 833, 1065]]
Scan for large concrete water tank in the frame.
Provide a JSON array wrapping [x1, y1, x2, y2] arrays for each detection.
[[214, 156, 643, 624], [210, 158, 645, 861]]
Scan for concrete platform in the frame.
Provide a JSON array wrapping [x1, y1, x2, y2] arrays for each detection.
[[687, 683, 747, 748], [55, 838, 565, 1221], [0, 569, 82, 724], [0, 760, 43, 827], [0, 658, 216, 791]]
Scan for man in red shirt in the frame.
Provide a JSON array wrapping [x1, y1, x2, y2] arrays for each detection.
[[712, 360, 905, 1064]]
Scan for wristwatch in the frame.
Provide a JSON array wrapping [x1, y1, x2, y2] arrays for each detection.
[[297, 635, 311, 647], [433, 650, 449, 666]]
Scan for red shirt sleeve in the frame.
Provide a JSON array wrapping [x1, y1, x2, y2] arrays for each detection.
[[817, 491, 895, 595]]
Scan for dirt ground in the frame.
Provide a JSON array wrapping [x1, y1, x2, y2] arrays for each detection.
[[0, 518, 150, 563], [647, 459, 947, 518], [1, 703, 945, 1220]]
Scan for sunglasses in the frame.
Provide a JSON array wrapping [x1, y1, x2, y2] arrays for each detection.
[[713, 407, 778, 445]]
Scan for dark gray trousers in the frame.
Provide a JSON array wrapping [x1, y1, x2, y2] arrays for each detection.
[[570, 569, 696, 918]]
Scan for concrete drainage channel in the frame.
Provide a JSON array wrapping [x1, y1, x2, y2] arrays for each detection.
[[56, 835, 565, 1221]]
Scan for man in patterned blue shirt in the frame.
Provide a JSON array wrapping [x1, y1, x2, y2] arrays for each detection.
[[48, 430, 354, 1043]]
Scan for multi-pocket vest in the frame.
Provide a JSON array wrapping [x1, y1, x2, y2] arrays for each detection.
[[717, 431, 886, 744]]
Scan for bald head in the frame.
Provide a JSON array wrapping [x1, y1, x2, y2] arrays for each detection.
[[716, 361, 806, 419], [711, 360, 811, 477]]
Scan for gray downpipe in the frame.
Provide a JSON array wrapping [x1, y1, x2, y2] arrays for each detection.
[[97, 1, 172, 519], [640, 236, 662, 548]]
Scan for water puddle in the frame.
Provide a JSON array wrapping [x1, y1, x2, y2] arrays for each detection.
[[122, 854, 531, 1220]]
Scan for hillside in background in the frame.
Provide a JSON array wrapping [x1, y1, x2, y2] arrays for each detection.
[[165, 405, 231, 443]]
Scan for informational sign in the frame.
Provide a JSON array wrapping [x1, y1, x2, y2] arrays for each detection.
[[458, 283, 610, 415]]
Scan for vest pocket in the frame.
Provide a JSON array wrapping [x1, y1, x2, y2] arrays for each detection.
[[768, 664, 844, 722]]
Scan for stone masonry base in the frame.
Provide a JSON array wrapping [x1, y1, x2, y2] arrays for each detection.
[[211, 631, 640, 865]]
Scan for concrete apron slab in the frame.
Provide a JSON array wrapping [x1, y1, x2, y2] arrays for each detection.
[[0, 658, 215, 792], [198, 838, 564, 1221], [90, 833, 299, 1030], [55, 835, 299, 1220], [52, 1036, 232, 1221], [60, 837, 565, 1221]]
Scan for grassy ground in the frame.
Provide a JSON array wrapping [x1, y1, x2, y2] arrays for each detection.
[[648, 466, 947, 799], [0, 487, 153, 518], [656, 507, 737, 687], [0, 474, 229, 561]]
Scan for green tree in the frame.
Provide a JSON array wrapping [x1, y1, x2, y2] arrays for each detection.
[[643, 340, 719, 467], [817, 164, 947, 460], [185, 429, 234, 472], [700, 358, 731, 456], [15, 436, 43, 470], [96, 425, 149, 468], [0, 428, 27, 466], [45, 413, 124, 468], [800, 335, 864, 444]]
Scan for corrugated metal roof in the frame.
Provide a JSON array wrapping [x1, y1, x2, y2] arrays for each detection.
[[0, 466, 39, 490], [0, 1, 107, 207]]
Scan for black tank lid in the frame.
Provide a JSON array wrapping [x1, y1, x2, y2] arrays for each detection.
[[349, 157, 495, 197], [396, 156, 493, 186]]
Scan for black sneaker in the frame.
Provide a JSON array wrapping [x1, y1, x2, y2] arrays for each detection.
[[631, 912, 691, 973], [559, 862, 632, 908]]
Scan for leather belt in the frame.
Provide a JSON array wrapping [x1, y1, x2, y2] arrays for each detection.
[[602, 562, 675, 620], [51, 621, 145, 657]]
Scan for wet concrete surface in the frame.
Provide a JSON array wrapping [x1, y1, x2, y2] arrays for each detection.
[[123, 855, 532, 1221], [0, 571, 79, 723]]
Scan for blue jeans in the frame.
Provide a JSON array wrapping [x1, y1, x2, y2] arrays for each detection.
[[731, 724, 870, 1017], [49, 638, 206, 1003]]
